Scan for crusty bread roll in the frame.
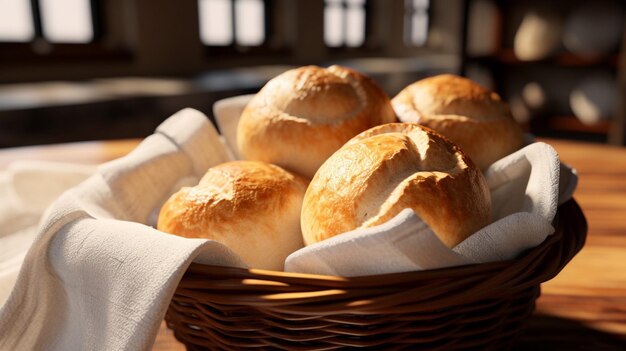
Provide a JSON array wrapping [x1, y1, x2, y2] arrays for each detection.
[[301, 123, 491, 248], [392, 74, 523, 170], [237, 65, 397, 179], [157, 160, 308, 270]]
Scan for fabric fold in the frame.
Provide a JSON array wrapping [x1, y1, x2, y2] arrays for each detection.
[[0, 103, 578, 350], [0, 109, 244, 351]]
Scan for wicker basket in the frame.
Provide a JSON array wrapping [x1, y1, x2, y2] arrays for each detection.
[[165, 199, 586, 350]]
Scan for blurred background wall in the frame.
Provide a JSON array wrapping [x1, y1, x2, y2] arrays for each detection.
[[0, 0, 624, 148]]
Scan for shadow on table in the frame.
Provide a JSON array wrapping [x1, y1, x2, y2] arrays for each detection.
[[515, 314, 626, 350], [154, 314, 626, 350]]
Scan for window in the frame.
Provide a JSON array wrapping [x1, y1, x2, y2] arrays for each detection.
[[0, 0, 34, 42], [40, 0, 95, 43], [405, 0, 429, 47], [324, 0, 367, 48], [0, 0, 96, 44], [198, 0, 266, 47]]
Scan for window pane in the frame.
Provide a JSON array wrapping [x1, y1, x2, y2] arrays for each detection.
[[199, 0, 233, 46], [235, 0, 264, 46], [324, 2, 343, 47], [410, 12, 428, 46], [405, 0, 429, 47], [345, 3, 365, 47], [0, 0, 34, 42], [413, 0, 428, 8], [40, 0, 94, 43]]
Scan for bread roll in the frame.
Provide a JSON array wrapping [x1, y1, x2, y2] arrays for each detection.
[[237, 65, 396, 178], [392, 74, 523, 170], [301, 123, 491, 248], [157, 160, 308, 270]]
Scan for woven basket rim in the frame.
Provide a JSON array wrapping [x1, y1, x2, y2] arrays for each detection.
[[180, 199, 586, 289]]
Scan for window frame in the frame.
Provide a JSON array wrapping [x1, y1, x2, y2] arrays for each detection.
[[0, 0, 131, 64], [403, 0, 432, 49], [323, 0, 384, 55], [199, 0, 292, 59], [0, 0, 441, 84]]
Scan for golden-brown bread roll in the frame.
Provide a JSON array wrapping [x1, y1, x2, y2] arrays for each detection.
[[157, 160, 308, 270], [301, 123, 491, 248], [392, 74, 524, 170], [237, 65, 397, 178]]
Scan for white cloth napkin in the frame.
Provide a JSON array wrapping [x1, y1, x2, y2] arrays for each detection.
[[285, 143, 576, 276], [0, 161, 96, 305], [211, 95, 578, 276], [212, 94, 255, 160], [284, 143, 575, 276], [0, 101, 578, 350], [0, 109, 247, 351]]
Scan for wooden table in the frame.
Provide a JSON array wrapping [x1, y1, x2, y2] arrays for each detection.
[[1, 138, 625, 350]]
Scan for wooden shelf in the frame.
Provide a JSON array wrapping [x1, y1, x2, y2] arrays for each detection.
[[468, 49, 620, 68], [547, 116, 611, 134], [527, 116, 612, 139], [461, 0, 625, 144]]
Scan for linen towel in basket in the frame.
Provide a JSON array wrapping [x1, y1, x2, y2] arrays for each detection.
[[0, 106, 577, 350]]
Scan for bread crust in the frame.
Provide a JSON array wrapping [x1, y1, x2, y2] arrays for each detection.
[[392, 74, 523, 170], [157, 160, 309, 270], [301, 123, 491, 248], [237, 65, 397, 178]]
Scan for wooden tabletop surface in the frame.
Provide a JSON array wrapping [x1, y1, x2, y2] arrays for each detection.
[[1, 138, 625, 350]]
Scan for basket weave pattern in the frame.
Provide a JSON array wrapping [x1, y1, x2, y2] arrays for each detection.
[[165, 200, 586, 350]]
